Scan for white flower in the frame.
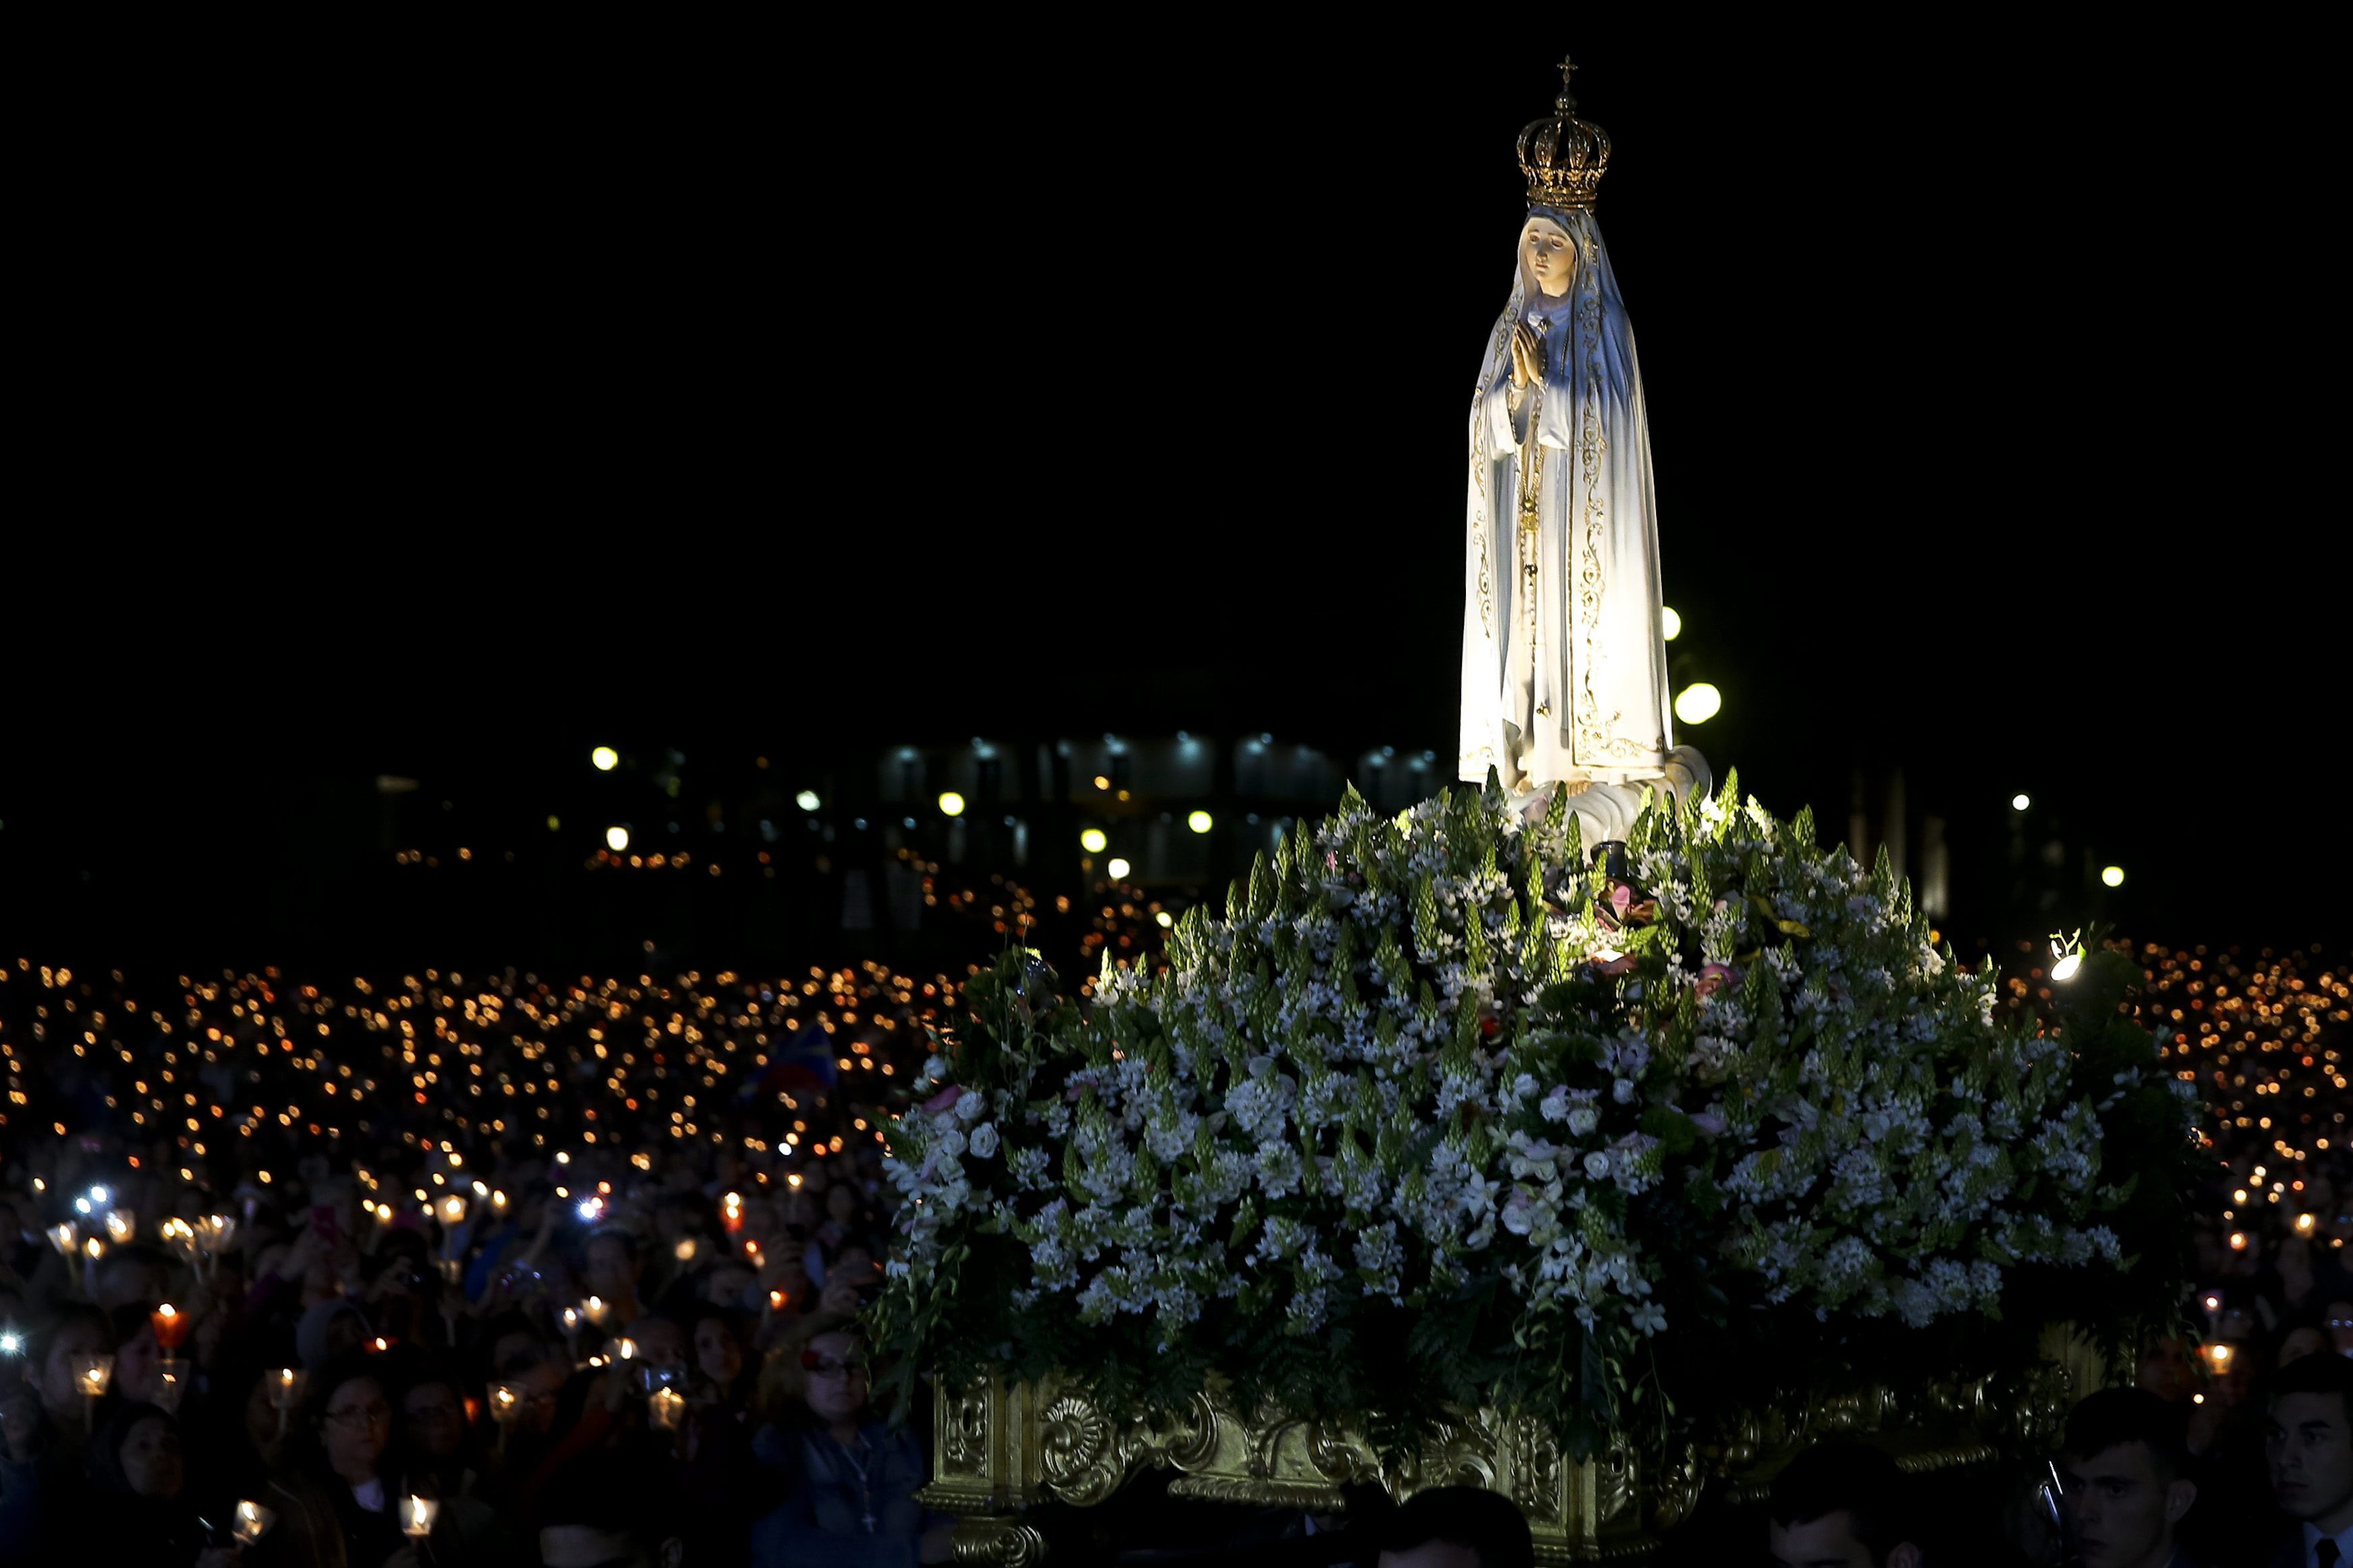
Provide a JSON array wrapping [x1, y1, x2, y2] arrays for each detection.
[[1583, 1152, 1611, 1181], [1567, 1107, 1599, 1137], [957, 1091, 987, 1124], [968, 1122, 1000, 1159]]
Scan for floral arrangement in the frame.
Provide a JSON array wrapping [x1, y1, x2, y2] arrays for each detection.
[[874, 774, 2199, 1461]]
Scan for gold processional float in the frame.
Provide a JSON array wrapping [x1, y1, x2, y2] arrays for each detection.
[[921, 1335, 2106, 1563], [899, 55, 2154, 1563]]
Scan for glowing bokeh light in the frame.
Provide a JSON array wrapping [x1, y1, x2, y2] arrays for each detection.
[[938, 792, 966, 818], [1672, 683, 1722, 725], [2101, 865, 2126, 888], [590, 747, 619, 772], [604, 826, 630, 852], [1660, 606, 1681, 641], [1187, 811, 1213, 834], [1079, 828, 1108, 854], [1106, 857, 1133, 881]]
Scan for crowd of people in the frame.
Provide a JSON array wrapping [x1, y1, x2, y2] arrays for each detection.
[[0, 935, 2342, 1566]]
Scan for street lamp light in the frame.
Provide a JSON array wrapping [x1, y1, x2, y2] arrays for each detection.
[[605, 826, 630, 852], [591, 747, 619, 772]]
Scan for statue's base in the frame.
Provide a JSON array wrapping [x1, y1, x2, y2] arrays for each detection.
[[1506, 745, 1713, 846]]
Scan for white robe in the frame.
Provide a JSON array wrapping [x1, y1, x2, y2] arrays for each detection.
[[1458, 208, 1674, 793]]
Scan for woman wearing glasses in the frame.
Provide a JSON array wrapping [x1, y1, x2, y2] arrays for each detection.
[[253, 1352, 445, 1568], [750, 1314, 956, 1565]]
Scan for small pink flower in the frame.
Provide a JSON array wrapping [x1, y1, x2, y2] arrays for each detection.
[[1695, 963, 1736, 1000], [1610, 883, 1634, 917], [923, 1084, 963, 1114]]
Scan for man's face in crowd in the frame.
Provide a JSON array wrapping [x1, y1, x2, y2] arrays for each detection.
[[586, 1236, 640, 1302], [1768, 1511, 1920, 1568], [2271, 1391, 2353, 1526], [630, 1316, 688, 1371], [404, 1380, 467, 1461], [2062, 1441, 2192, 1568], [2327, 1300, 2353, 1357]]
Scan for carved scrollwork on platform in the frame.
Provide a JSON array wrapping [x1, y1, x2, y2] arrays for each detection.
[[1168, 1474, 1350, 1509], [1593, 1439, 1637, 1526], [1506, 1417, 1564, 1525], [1039, 1391, 1124, 1507], [1156, 1391, 1221, 1472], [942, 1385, 992, 1475], [951, 1517, 1046, 1565], [1648, 1441, 1700, 1533], [1418, 1415, 1501, 1493]]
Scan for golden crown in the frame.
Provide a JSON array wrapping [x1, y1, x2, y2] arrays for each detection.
[[1518, 55, 1610, 212]]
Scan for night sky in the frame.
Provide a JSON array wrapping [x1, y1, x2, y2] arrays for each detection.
[[7, 25, 2342, 954]]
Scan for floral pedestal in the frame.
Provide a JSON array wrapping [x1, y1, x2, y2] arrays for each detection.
[[920, 1327, 2101, 1564], [919, 1370, 1651, 1564]]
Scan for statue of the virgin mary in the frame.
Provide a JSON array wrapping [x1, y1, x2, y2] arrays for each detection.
[[1458, 59, 1708, 833]]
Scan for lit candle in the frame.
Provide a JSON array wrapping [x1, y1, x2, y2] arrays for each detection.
[[47, 1223, 77, 1257], [151, 1303, 191, 1350], [399, 1495, 440, 1540], [582, 1295, 608, 1327], [104, 1210, 136, 1244], [153, 1360, 188, 1415], [648, 1387, 686, 1432], [722, 1192, 744, 1234], [2208, 1343, 2235, 1374], [232, 1501, 278, 1546], [614, 1337, 638, 1362]]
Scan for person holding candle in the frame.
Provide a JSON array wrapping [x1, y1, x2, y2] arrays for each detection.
[[0, 1308, 115, 1561], [86, 1400, 241, 1568], [581, 1231, 647, 1333], [251, 1353, 432, 1568]]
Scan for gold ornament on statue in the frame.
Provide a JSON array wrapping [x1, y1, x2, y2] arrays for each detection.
[[1518, 55, 1610, 211]]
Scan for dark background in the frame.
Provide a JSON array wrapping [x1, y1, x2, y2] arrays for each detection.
[[5, 22, 2342, 971]]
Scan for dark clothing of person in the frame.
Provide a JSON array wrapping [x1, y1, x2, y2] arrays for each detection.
[[750, 1419, 948, 1568]]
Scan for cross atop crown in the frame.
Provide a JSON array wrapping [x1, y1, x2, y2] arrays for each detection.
[[1518, 52, 1610, 212]]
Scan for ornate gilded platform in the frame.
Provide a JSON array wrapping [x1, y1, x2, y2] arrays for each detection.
[[919, 1328, 2102, 1563]]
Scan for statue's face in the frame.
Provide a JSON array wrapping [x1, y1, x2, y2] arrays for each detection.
[[1526, 222, 1576, 297]]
